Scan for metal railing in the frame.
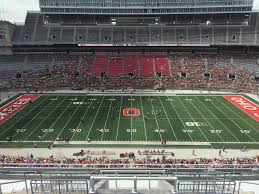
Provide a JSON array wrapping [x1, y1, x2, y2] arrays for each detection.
[[0, 163, 258, 175], [31, 179, 89, 194], [89, 176, 177, 194], [0, 180, 27, 194], [0, 162, 257, 169]]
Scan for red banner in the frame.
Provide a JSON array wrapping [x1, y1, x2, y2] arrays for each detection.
[[224, 95, 259, 122], [0, 94, 40, 125]]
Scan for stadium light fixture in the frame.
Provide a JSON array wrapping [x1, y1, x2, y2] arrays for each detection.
[[111, 18, 117, 25], [155, 18, 159, 25]]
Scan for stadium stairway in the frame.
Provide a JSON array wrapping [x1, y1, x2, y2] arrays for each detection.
[[22, 12, 40, 43], [124, 56, 139, 77], [108, 57, 123, 77], [92, 55, 109, 76], [139, 56, 155, 77], [154, 56, 171, 77]]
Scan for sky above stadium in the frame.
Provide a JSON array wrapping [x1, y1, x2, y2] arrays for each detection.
[[1, 0, 259, 23]]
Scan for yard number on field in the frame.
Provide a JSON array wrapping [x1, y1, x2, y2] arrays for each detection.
[[108, 98, 116, 101], [15, 129, 26, 133], [127, 129, 137, 133], [182, 129, 194, 133], [154, 129, 166, 133], [41, 128, 54, 133], [210, 130, 222, 134], [185, 122, 207, 127], [97, 129, 110, 133], [69, 128, 81, 133], [240, 130, 250, 134]]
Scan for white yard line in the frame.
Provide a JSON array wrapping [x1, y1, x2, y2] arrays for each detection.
[[23, 96, 69, 141], [115, 96, 123, 141], [54, 96, 87, 141], [149, 97, 163, 141], [176, 96, 212, 144], [210, 96, 256, 142], [12, 97, 62, 139], [195, 96, 240, 142], [188, 98, 224, 142], [216, 96, 259, 135], [101, 96, 114, 141], [166, 96, 194, 143], [130, 96, 133, 142], [140, 96, 148, 141], [70, 96, 95, 141], [85, 96, 105, 141], [158, 96, 178, 141], [0, 96, 48, 136]]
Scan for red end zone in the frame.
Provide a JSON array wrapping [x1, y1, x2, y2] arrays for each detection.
[[224, 95, 259, 122], [0, 94, 40, 125]]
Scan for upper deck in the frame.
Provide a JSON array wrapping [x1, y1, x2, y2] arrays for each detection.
[[39, 0, 254, 15]]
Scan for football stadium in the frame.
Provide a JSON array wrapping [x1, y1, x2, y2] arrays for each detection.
[[0, 0, 259, 193]]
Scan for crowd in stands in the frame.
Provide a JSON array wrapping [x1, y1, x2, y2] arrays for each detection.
[[0, 53, 258, 92], [0, 153, 257, 168]]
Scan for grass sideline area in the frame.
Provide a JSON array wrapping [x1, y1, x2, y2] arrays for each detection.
[[0, 93, 259, 149]]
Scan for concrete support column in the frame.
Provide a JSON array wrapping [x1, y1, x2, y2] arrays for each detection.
[[89, 176, 96, 194], [132, 176, 138, 194]]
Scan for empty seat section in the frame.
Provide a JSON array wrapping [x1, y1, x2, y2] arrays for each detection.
[[140, 56, 154, 77], [155, 56, 170, 76], [0, 55, 25, 71], [124, 56, 138, 76], [109, 57, 123, 77], [92, 56, 108, 76]]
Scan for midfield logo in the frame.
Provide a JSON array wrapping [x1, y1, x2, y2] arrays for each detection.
[[123, 108, 141, 117]]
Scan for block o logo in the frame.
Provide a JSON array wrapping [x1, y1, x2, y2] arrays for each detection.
[[123, 108, 141, 117]]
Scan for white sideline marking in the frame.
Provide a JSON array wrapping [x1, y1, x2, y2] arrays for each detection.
[[2, 140, 258, 145]]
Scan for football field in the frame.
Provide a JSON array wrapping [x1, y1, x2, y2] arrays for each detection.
[[0, 94, 259, 148]]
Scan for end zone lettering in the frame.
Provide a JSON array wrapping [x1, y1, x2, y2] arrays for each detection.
[[0, 94, 40, 125], [224, 95, 259, 122]]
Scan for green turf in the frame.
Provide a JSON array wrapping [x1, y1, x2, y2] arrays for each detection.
[[0, 94, 259, 149]]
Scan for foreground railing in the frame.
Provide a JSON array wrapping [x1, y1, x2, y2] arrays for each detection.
[[0, 163, 258, 170]]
